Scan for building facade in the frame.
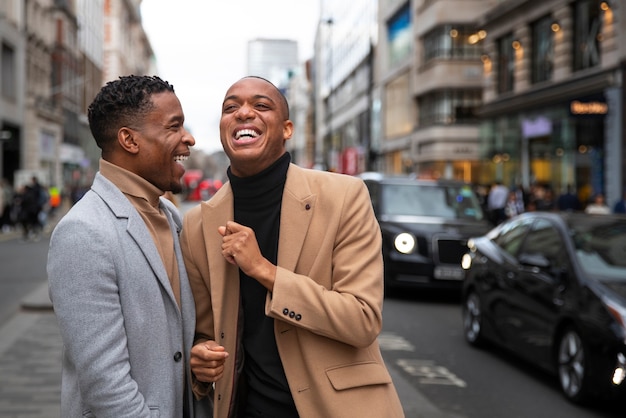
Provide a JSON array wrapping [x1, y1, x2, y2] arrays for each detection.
[[478, 0, 624, 207], [0, 0, 154, 193], [375, 0, 497, 179], [0, 0, 28, 186], [314, 0, 378, 174]]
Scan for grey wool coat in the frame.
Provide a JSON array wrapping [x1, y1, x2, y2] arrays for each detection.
[[47, 173, 203, 418]]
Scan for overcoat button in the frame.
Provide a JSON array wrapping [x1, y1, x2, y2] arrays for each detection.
[[305, 204, 311, 210], [289, 311, 295, 318], [173, 351, 182, 362], [283, 308, 289, 315], [295, 314, 302, 321]]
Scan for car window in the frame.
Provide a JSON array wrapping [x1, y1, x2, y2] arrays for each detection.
[[380, 183, 484, 220], [573, 218, 626, 281], [492, 218, 531, 257], [520, 219, 565, 269]]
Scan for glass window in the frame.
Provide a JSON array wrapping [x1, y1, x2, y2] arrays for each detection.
[[418, 89, 482, 126], [381, 183, 484, 220], [493, 218, 531, 257], [572, 0, 601, 72], [520, 219, 564, 268], [531, 15, 554, 84], [497, 33, 515, 94], [1, 42, 16, 100], [387, 4, 412, 67], [572, 218, 626, 280], [423, 25, 483, 63], [384, 72, 413, 137]]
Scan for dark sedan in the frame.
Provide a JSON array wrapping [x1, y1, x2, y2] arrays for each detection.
[[461, 211, 626, 404], [359, 173, 491, 291]]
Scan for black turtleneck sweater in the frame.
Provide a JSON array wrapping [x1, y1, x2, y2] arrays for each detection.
[[227, 152, 299, 417]]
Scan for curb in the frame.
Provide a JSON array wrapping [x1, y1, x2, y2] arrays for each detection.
[[21, 282, 53, 311]]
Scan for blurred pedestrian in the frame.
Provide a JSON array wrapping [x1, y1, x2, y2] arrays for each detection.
[[534, 185, 555, 211], [47, 75, 203, 417], [48, 185, 62, 218], [487, 180, 509, 225], [557, 184, 581, 212], [181, 76, 404, 418], [0, 178, 12, 232], [18, 177, 46, 241], [505, 190, 524, 219], [585, 193, 611, 214]]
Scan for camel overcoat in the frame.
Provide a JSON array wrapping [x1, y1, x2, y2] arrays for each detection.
[[181, 164, 404, 418]]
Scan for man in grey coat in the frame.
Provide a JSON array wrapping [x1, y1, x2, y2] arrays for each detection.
[[47, 75, 201, 417]]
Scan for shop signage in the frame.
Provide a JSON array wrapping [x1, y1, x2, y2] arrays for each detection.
[[570, 100, 608, 116]]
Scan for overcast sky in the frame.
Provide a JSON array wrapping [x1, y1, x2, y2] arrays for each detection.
[[140, 0, 321, 153]]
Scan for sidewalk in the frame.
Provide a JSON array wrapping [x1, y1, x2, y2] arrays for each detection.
[[0, 284, 443, 418], [0, 200, 437, 417], [0, 284, 60, 418]]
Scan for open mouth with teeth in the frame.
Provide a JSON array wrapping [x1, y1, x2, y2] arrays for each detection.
[[174, 155, 188, 163], [235, 129, 259, 140]]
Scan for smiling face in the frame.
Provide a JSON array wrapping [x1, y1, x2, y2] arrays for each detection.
[[129, 91, 195, 193], [220, 77, 293, 177]]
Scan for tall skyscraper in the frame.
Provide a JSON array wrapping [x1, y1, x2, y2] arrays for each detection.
[[247, 38, 299, 90]]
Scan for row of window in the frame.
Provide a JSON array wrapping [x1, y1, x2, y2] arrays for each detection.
[[413, 0, 605, 127], [498, 0, 603, 93]]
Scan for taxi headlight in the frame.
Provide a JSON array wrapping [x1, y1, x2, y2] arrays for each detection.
[[613, 353, 626, 386], [461, 253, 472, 270], [394, 233, 416, 254]]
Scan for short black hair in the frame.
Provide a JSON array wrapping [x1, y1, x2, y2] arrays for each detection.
[[242, 75, 290, 120], [87, 75, 174, 151]]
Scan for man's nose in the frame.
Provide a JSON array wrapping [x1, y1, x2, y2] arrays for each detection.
[[235, 104, 255, 120], [182, 128, 196, 146]]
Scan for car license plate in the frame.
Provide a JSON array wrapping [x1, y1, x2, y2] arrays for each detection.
[[434, 266, 465, 280]]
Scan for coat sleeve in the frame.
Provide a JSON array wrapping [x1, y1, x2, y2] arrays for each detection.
[[267, 177, 384, 348], [47, 214, 152, 418]]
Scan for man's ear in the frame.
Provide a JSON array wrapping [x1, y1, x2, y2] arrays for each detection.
[[118, 127, 140, 154], [283, 120, 294, 142]]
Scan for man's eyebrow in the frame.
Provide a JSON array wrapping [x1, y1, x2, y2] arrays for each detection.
[[223, 94, 275, 104]]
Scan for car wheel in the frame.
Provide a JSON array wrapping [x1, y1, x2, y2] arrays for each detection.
[[557, 326, 591, 403], [463, 291, 485, 346]]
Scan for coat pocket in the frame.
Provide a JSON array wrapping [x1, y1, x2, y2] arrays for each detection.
[[325, 361, 392, 391]]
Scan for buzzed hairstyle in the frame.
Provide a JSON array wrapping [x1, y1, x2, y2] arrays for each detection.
[[87, 75, 175, 152], [242, 75, 290, 120]]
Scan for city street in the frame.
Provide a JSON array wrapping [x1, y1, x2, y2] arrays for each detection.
[[0, 201, 431, 417], [1, 201, 623, 418]]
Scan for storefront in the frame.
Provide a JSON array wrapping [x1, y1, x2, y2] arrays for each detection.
[[479, 88, 620, 207]]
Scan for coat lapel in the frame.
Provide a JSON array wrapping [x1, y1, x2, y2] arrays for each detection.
[[201, 184, 240, 323], [278, 165, 316, 271], [91, 173, 180, 311]]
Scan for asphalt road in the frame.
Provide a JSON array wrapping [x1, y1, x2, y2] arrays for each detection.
[[380, 288, 623, 418], [0, 201, 438, 417], [4, 200, 619, 417]]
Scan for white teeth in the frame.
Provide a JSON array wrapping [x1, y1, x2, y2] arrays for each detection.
[[174, 155, 188, 162], [235, 129, 258, 139]]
